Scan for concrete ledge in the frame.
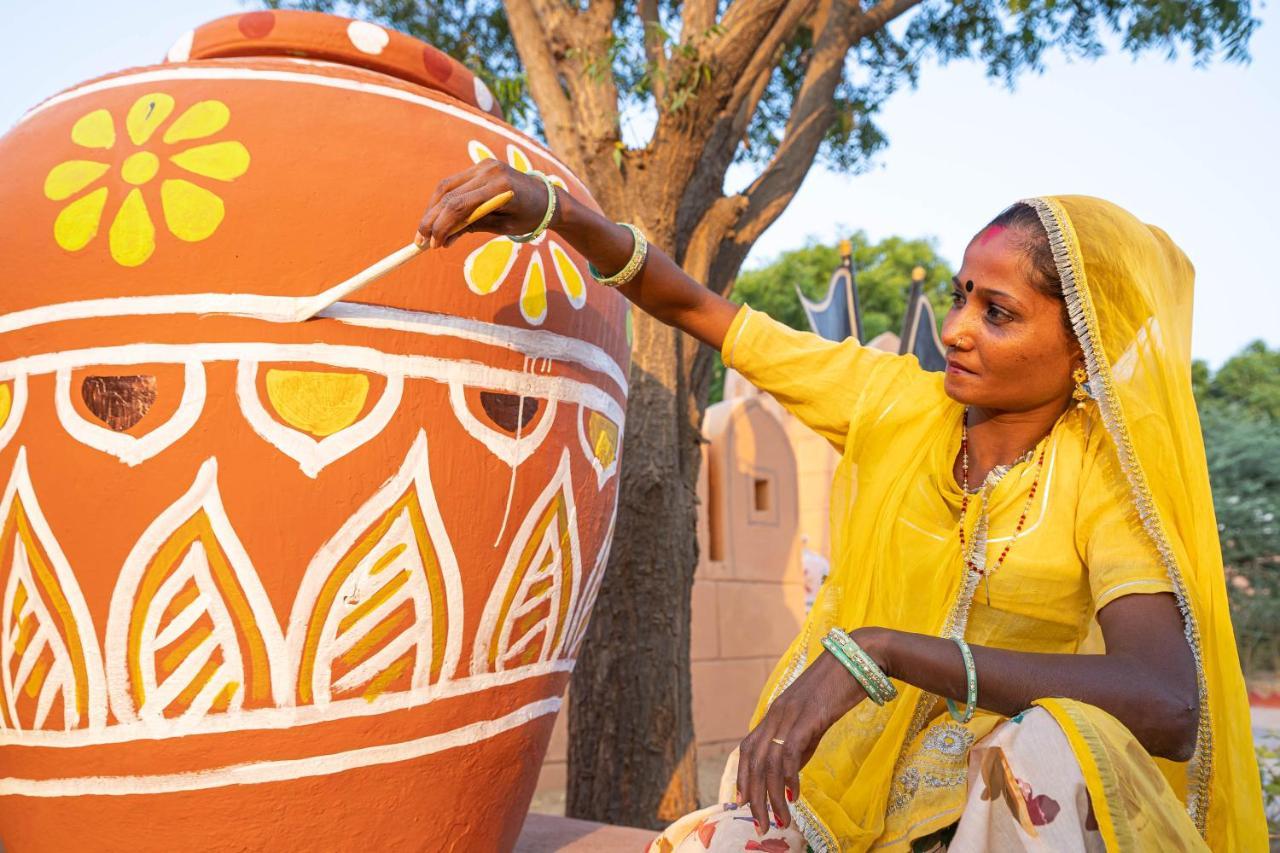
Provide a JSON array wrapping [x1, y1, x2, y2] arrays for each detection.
[[515, 813, 655, 852]]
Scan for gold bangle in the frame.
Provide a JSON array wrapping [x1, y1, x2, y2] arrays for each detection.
[[589, 223, 648, 288]]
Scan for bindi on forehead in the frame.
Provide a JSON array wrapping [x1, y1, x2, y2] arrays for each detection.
[[976, 224, 1007, 246]]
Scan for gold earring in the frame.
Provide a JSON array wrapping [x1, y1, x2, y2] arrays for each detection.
[[1072, 367, 1090, 409]]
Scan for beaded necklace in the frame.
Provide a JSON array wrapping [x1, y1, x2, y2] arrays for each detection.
[[956, 407, 1048, 605]]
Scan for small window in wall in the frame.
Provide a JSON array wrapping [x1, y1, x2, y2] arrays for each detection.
[[747, 467, 778, 526], [753, 478, 771, 513]]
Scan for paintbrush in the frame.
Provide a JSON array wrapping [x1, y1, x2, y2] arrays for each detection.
[[284, 190, 515, 323]]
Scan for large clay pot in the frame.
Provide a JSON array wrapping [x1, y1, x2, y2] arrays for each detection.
[[0, 11, 627, 851]]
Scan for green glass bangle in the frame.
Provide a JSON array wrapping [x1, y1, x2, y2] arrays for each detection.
[[946, 636, 978, 724], [820, 637, 883, 703], [821, 636, 887, 705], [830, 628, 897, 704], [510, 170, 556, 243]]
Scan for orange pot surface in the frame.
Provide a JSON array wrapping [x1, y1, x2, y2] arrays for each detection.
[[0, 11, 628, 852]]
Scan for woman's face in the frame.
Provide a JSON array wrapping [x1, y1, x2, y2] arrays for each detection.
[[941, 225, 1081, 413]]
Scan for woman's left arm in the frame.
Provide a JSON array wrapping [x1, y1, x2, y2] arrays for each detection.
[[738, 591, 1197, 833], [866, 591, 1199, 760]]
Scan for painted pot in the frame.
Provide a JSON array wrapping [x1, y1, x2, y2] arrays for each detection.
[[0, 11, 627, 852]]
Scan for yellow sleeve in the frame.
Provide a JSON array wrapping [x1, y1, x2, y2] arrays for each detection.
[[1076, 427, 1175, 612], [720, 305, 907, 454]]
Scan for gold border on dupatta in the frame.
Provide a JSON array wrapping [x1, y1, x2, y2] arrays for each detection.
[[1023, 196, 1212, 837]]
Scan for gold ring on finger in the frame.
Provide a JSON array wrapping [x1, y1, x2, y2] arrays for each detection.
[[770, 737, 786, 746]]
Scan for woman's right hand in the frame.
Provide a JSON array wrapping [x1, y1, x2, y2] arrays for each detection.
[[417, 155, 739, 352], [415, 159, 555, 250]]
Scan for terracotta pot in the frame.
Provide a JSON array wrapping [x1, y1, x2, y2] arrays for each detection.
[[0, 11, 627, 851]]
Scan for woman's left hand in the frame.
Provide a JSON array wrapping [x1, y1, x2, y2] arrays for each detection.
[[735, 629, 886, 833]]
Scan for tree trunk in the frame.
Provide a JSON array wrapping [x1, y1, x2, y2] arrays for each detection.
[[565, 171, 725, 822], [567, 299, 707, 831]]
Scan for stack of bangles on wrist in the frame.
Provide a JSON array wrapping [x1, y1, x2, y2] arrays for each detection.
[[512, 170, 649, 289], [821, 628, 897, 706]]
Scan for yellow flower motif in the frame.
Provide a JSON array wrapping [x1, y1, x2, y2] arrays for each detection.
[[43, 93, 250, 267], [462, 141, 585, 326]]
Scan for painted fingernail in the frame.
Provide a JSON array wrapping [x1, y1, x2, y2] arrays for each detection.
[[785, 786, 795, 802]]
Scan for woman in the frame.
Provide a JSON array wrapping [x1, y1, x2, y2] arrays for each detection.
[[416, 164, 1266, 850]]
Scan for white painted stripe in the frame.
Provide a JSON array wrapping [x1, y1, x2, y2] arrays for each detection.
[[330, 630, 417, 695], [153, 593, 208, 650], [501, 618, 548, 664], [179, 668, 233, 726], [17, 66, 583, 195], [148, 632, 218, 714], [330, 581, 414, 658], [0, 341, 625, 428], [7, 600, 31, 644], [13, 629, 49, 696], [147, 556, 201, 648], [9, 659, 574, 748], [0, 697, 560, 797], [32, 660, 65, 730], [0, 295, 627, 395]]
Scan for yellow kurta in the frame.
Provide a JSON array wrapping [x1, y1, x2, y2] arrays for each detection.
[[720, 196, 1265, 851], [725, 305, 1178, 847]]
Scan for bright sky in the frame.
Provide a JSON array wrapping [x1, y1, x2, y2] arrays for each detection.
[[3, 1, 1275, 366]]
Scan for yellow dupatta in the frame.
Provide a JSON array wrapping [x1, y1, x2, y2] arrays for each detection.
[[748, 196, 1266, 850]]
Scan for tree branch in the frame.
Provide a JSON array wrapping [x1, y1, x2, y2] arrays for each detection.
[[733, 0, 923, 246], [848, 0, 922, 41], [639, 0, 668, 105], [503, 0, 581, 168], [508, 0, 625, 201], [680, 0, 718, 40]]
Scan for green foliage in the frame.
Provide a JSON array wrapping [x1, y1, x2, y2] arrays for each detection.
[[1197, 342, 1280, 676], [1204, 340, 1280, 422], [261, 0, 1256, 172], [731, 232, 952, 338], [260, 0, 538, 130], [707, 232, 953, 403]]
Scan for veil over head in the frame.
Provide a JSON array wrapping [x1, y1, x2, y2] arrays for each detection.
[[754, 196, 1265, 850]]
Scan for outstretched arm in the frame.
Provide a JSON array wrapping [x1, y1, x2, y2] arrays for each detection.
[[416, 159, 739, 351]]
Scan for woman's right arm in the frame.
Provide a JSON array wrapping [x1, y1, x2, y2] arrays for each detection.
[[416, 160, 739, 351]]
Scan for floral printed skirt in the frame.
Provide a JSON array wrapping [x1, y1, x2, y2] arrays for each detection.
[[648, 707, 1105, 852]]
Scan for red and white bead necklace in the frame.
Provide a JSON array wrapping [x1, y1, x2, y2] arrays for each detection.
[[956, 408, 1048, 597]]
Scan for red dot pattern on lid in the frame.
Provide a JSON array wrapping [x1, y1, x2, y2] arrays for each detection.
[[422, 45, 454, 83], [182, 10, 502, 119], [238, 11, 276, 39]]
